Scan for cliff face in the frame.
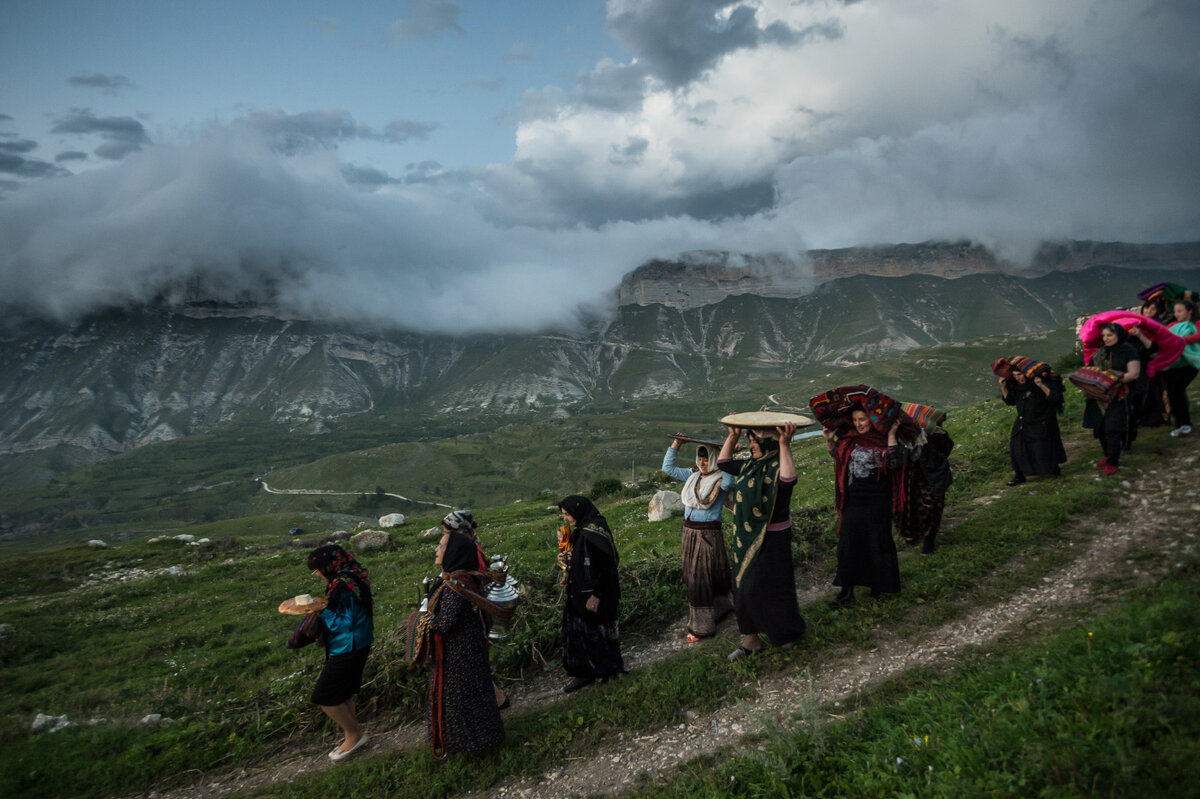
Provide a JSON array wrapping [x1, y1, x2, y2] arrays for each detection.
[[3, 259, 1198, 488], [618, 240, 1200, 310]]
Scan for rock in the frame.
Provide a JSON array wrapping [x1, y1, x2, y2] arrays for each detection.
[[173, 534, 195, 543], [87, 539, 107, 549], [139, 714, 174, 728], [648, 490, 683, 522], [166, 566, 184, 576], [32, 713, 72, 733], [0, 623, 13, 639], [378, 513, 407, 528], [351, 529, 392, 552]]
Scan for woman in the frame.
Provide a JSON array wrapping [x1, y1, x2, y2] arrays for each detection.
[[999, 360, 1066, 486], [895, 425, 953, 555], [1083, 323, 1141, 475], [661, 437, 735, 642], [556, 495, 624, 693], [287, 545, 374, 762], [426, 531, 505, 759], [1163, 298, 1199, 437], [824, 410, 903, 607], [718, 423, 806, 661]]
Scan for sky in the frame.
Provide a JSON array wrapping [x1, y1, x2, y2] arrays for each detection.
[[1, 0, 1198, 333]]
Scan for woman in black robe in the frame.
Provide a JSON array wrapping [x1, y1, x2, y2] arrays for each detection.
[[556, 495, 625, 693], [718, 422, 806, 660], [999, 361, 1067, 486], [825, 410, 903, 607], [1083, 323, 1141, 476], [426, 531, 505, 759]]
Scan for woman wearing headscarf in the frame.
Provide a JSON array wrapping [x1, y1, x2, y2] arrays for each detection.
[[998, 359, 1067, 486], [1163, 298, 1199, 437], [718, 422, 806, 661], [661, 436, 735, 642], [1083, 322, 1141, 475], [425, 530, 506, 759], [556, 494, 624, 693], [823, 410, 903, 607], [287, 545, 374, 762]]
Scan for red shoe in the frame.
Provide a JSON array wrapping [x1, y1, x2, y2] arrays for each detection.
[[1103, 464, 1119, 476], [1095, 458, 1108, 468]]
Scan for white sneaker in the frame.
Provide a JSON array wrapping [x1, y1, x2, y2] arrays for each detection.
[[1171, 425, 1193, 437]]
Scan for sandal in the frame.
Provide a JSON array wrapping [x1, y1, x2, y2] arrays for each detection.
[[685, 633, 703, 644]]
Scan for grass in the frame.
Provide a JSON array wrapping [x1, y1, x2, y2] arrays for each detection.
[[1, 338, 1195, 798]]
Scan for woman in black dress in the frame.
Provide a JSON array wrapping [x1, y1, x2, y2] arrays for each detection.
[[824, 410, 903, 607], [556, 495, 624, 693], [1083, 323, 1141, 476], [718, 422, 806, 660], [426, 531, 505, 759], [999, 360, 1067, 486]]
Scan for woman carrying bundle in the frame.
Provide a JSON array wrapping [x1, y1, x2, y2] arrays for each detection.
[[557, 495, 625, 693], [718, 422, 806, 661], [287, 545, 374, 762], [1083, 323, 1141, 475], [425, 530, 505, 759], [662, 436, 735, 642], [1163, 298, 1199, 437], [823, 409, 903, 608], [997, 358, 1067, 486]]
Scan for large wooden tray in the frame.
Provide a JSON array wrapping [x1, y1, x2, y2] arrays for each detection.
[[719, 411, 814, 428], [278, 595, 328, 615]]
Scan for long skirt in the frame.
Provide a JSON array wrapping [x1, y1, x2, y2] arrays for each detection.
[[562, 606, 624, 680], [895, 467, 945, 548], [428, 597, 504, 758], [681, 519, 734, 638], [733, 526, 806, 647], [834, 484, 901, 595]]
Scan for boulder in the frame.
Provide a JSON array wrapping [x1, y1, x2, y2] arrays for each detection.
[[648, 490, 684, 522], [351, 529, 392, 552], [378, 513, 406, 528], [87, 539, 107, 549], [139, 713, 174, 729]]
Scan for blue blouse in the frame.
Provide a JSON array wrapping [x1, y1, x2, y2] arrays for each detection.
[[662, 447, 734, 522], [319, 592, 374, 656]]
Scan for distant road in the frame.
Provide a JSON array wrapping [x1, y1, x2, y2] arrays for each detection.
[[256, 479, 453, 509]]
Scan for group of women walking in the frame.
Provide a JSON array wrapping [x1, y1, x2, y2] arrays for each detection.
[[282, 286, 1197, 766]]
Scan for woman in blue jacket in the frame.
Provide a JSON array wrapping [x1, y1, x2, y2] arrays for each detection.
[[288, 545, 374, 762]]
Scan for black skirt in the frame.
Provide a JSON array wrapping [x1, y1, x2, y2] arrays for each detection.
[[311, 646, 370, 706], [733, 527, 806, 647], [834, 483, 901, 594]]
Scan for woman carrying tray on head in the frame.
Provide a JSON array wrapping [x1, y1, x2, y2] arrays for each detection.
[[997, 357, 1067, 487], [286, 545, 374, 762], [1083, 323, 1141, 475], [718, 421, 806, 661], [425, 529, 505, 759], [823, 407, 903, 608], [557, 495, 625, 693], [662, 435, 735, 642]]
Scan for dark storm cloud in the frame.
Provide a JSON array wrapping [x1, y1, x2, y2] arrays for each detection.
[[609, 137, 648, 166], [572, 60, 649, 111], [387, 2, 464, 44], [0, 139, 37, 154], [342, 163, 395, 187], [0, 152, 69, 178], [383, 117, 438, 142], [606, 0, 836, 87], [55, 150, 88, 162], [50, 109, 150, 158], [237, 109, 373, 153], [67, 73, 133, 91]]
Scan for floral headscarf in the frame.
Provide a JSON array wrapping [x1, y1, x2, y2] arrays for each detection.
[[308, 545, 372, 615]]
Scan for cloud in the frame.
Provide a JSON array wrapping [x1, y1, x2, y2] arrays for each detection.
[[496, 86, 564, 126], [55, 151, 89, 162], [235, 108, 373, 153], [67, 73, 133, 91], [0, 151, 70, 179], [388, 2, 464, 44], [0, 139, 38, 154], [464, 77, 504, 92], [51, 109, 150, 159], [383, 117, 438, 142]]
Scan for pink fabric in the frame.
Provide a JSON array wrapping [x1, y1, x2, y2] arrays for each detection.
[[1078, 311, 1185, 377]]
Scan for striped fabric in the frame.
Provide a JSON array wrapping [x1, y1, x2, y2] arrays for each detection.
[[1068, 367, 1128, 402]]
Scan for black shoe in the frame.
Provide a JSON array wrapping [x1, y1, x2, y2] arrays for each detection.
[[726, 645, 760, 662], [828, 591, 855, 609], [921, 539, 936, 555], [563, 677, 595, 694], [1006, 476, 1026, 487]]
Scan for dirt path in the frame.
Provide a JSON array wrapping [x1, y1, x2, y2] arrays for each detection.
[[134, 443, 1199, 799]]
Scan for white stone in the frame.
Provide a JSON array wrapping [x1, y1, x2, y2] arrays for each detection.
[[173, 534, 195, 543], [87, 539, 107, 549], [139, 713, 174, 728], [378, 513, 406, 528], [647, 490, 683, 522], [32, 713, 72, 733], [351, 529, 392, 552]]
